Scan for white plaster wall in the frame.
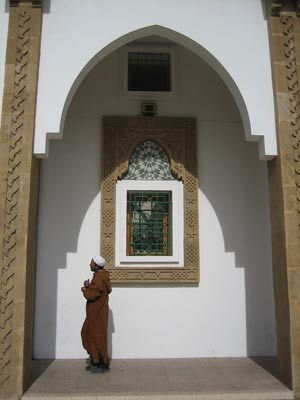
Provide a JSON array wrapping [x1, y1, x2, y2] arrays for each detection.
[[34, 45, 276, 359], [34, 0, 277, 159]]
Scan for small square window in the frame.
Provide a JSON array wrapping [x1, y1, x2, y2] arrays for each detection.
[[128, 52, 171, 92], [127, 191, 172, 256]]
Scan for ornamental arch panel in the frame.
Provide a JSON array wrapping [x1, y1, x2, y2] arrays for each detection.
[[101, 116, 199, 283]]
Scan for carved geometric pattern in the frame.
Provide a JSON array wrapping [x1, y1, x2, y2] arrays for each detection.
[[0, 9, 31, 388], [102, 210, 114, 227], [103, 175, 114, 192], [281, 14, 300, 235], [101, 117, 199, 283], [186, 244, 197, 264], [124, 140, 175, 180], [102, 244, 114, 263], [186, 210, 196, 228]]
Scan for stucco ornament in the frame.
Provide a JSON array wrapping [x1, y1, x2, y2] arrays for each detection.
[[101, 116, 199, 283]]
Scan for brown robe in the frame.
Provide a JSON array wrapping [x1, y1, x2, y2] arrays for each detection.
[[81, 269, 112, 365]]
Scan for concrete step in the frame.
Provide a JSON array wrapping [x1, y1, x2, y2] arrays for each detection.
[[22, 358, 294, 400], [22, 394, 294, 400]]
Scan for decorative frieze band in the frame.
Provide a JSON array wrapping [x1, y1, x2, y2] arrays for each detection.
[[280, 14, 300, 231], [270, 0, 300, 16], [0, 7, 32, 390], [269, 11, 300, 395]]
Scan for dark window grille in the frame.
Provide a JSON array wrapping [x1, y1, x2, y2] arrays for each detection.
[[128, 52, 171, 92], [127, 191, 172, 256]]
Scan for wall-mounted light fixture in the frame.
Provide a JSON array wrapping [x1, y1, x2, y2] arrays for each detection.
[[141, 102, 157, 117]]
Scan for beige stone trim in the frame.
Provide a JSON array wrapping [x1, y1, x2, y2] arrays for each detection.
[[9, 0, 43, 7], [268, 0, 300, 16], [0, 3, 41, 399], [268, 9, 300, 397], [101, 116, 199, 283]]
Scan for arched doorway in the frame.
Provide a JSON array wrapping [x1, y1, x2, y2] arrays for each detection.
[[33, 33, 276, 362], [3, 2, 296, 392]]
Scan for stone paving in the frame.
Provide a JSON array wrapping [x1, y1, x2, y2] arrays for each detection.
[[22, 358, 294, 400]]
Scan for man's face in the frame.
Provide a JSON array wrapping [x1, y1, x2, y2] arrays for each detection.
[[90, 259, 97, 271]]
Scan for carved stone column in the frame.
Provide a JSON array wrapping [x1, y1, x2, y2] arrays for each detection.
[[0, 1, 42, 398], [268, 1, 300, 397]]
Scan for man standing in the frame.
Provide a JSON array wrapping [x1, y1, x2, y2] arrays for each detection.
[[81, 255, 112, 373]]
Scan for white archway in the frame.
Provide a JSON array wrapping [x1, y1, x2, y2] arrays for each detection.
[[34, 21, 276, 361], [34, 22, 276, 159]]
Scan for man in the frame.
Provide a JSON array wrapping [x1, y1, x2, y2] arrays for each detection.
[[81, 255, 112, 373]]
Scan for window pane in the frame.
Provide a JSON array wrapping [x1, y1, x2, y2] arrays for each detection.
[[127, 191, 172, 256], [128, 52, 171, 92]]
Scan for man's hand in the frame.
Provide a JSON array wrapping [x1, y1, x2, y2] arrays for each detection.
[[84, 279, 90, 288], [81, 286, 86, 292]]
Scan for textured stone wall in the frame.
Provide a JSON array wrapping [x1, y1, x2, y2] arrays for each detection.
[[0, 1, 41, 398], [268, 1, 300, 397]]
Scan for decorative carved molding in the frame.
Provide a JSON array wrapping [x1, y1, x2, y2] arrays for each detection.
[[10, 0, 42, 7], [271, 0, 284, 15], [270, 0, 300, 16], [0, 9, 31, 388], [101, 116, 199, 283], [280, 15, 300, 231]]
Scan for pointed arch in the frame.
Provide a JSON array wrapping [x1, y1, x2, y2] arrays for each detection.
[[35, 24, 275, 159]]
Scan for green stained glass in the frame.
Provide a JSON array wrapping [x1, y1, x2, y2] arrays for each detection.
[[127, 191, 172, 256]]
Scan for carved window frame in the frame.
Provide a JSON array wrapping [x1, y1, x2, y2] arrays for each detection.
[[101, 116, 199, 283]]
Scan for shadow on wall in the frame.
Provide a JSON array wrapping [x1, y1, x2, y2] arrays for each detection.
[[198, 122, 275, 356], [33, 42, 275, 361], [108, 309, 115, 360], [34, 117, 276, 361], [34, 117, 105, 359], [260, 0, 267, 20]]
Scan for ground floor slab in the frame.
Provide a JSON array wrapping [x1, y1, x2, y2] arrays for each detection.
[[22, 358, 294, 400]]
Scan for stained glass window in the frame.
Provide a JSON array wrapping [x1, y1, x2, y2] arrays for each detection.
[[124, 140, 174, 256], [127, 191, 172, 256], [124, 140, 175, 180]]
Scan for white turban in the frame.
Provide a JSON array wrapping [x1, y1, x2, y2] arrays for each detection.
[[93, 255, 106, 267]]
